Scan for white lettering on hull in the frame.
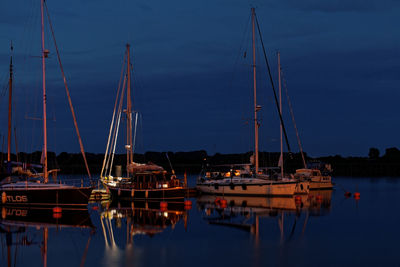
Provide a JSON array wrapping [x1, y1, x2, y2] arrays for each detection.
[[6, 195, 28, 202]]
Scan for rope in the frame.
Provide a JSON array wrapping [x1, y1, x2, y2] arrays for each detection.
[[44, 2, 92, 181], [101, 51, 126, 178], [280, 69, 307, 168], [108, 74, 127, 177], [254, 14, 292, 155]]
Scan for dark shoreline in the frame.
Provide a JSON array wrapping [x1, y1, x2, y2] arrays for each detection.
[[3, 147, 400, 177]]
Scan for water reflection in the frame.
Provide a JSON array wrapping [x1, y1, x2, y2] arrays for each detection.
[[196, 190, 332, 242], [100, 200, 190, 266], [0, 206, 94, 266]]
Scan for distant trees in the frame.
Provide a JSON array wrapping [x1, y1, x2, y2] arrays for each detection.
[[368, 147, 380, 159], [382, 147, 400, 161]]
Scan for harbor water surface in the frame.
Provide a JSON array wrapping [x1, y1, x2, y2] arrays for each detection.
[[1, 176, 399, 267]]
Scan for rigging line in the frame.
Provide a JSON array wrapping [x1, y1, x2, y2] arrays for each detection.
[[254, 14, 292, 155], [105, 68, 127, 175], [132, 112, 138, 157], [104, 71, 126, 176], [108, 75, 127, 177], [44, 2, 92, 181], [228, 12, 252, 92], [281, 69, 307, 168], [101, 51, 126, 177]]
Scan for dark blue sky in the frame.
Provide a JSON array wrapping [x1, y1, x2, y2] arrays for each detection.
[[0, 0, 399, 157]]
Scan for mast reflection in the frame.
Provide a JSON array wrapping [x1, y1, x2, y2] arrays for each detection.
[[0, 206, 94, 267]]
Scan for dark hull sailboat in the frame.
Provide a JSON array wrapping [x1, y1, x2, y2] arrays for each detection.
[[0, 182, 92, 207], [0, 0, 93, 208], [101, 44, 185, 201], [108, 186, 184, 201]]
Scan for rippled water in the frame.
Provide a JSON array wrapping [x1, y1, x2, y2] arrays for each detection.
[[0, 176, 399, 267]]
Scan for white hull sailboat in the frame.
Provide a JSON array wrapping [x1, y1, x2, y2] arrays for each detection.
[[196, 8, 296, 197], [295, 168, 333, 190], [197, 178, 296, 196]]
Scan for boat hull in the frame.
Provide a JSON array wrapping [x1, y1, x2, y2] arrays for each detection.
[[0, 185, 93, 207], [309, 182, 333, 190], [196, 181, 296, 196], [108, 186, 185, 201]]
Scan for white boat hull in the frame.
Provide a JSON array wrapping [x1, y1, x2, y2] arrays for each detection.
[[197, 178, 296, 196], [309, 181, 333, 190]]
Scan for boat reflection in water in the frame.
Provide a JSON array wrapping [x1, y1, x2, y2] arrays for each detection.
[[0, 206, 94, 266], [197, 190, 332, 241], [100, 200, 191, 265]]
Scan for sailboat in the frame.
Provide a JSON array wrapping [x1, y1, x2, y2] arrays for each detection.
[[100, 44, 185, 201], [0, 0, 93, 207], [276, 52, 309, 194], [276, 54, 333, 190], [196, 8, 297, 196]]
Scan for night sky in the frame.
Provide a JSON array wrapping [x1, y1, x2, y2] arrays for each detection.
[[0, 0, 399, 157]]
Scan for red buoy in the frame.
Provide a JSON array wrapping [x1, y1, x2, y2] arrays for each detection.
[[160, 201, 168, 211], [214, 197, 221, 205], [354, 192, 360, 198], [53, 207, 62, 213], [184, 200, 192, 210], [344, 192, 352, 198], [220, 199, 227, 208], [53, 213, 62, 219]]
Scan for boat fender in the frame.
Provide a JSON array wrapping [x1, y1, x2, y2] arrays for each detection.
[[1, 192, 6, 204], [53, 207, 62, 213], [131, 189, 135, 197], [1, 207, 6, 219], [220, 199, 227, 208], [160, 201, 168, 211], [145, 190, 148, 198]]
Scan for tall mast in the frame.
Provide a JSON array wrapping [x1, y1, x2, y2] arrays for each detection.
[[7, 42, 13, 162], [252, 8, 259, 174], [41, 0, 48, 183], [278, 51, 284, 178], [126, 44, 133, 166]]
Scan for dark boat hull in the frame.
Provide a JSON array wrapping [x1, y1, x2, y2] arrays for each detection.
[[108, 186, 185, 201], [0, 186, 93, 207]]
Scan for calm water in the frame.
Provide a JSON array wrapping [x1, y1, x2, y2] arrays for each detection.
[[1, 176, 399, 267]]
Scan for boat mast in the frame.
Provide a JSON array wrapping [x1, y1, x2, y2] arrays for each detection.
[[41, 0, 48, 183], [7, 42, 13, 162], [126, 44, 133, 166], [252, 8, 259, 174], [278, 51, 284, 178]]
